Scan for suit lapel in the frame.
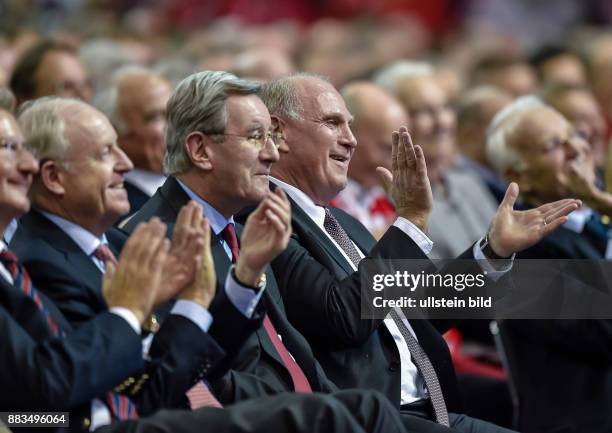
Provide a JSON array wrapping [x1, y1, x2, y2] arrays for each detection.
[[288, 196, 356, 276], [20, 211, 103, 295]]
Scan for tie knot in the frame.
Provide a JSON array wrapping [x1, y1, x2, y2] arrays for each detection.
[[221, 223, 240, 263], [92, 244, 118, 266]]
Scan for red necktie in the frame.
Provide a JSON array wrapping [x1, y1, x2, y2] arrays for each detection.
[[92, 244, 118, 266], [221, 223, 312, 393], [0, 249, 138, 420]]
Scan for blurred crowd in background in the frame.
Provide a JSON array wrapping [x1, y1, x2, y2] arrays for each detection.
[[3, 0, 612, 430]]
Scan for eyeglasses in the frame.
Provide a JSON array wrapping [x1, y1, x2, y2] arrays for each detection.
[[214, 131, 282, 150], [0, 141, 26, 160]]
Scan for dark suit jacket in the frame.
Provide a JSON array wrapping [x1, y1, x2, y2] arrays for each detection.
[[121, 176, 338, 404], [238, 194, 462, 412], [0, 267, 228, 432], [124, 180, 151, 217], [9, 209, 232, 414], [505, 219, 612, 433]]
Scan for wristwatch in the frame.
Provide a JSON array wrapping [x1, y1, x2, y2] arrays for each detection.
[[231, 266, 266, 291], [479, 234, 509, 259]]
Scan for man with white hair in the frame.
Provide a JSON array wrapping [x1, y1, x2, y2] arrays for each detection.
[[486, 95, 612, 433], [96, 66, 172, 214], [254, 72, 578, 433], [374, 61, 500, 259]]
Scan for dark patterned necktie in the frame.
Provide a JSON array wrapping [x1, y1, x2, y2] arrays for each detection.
[[221, 223, 312, 393], [322, 208, 450, 426], [0, 249, 138, 420]]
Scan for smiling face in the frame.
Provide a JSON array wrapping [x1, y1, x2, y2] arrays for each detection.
[[0, 110, 38, 225], [55, 104, 133, 234], [273, 77, 357, 204], [208, 94, 279, 209]]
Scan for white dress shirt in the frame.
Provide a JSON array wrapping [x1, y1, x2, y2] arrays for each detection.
[[563, 206, 612, 259], [271, 177, 513, 405], [124, 169, 167, 197]]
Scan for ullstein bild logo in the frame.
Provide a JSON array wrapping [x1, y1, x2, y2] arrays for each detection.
[[360, 258, 612, 320]]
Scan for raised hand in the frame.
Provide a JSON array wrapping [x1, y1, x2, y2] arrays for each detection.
[[236, 188, 292, 286], [160, 201, 207, 300], [176, 208, 217, 309], [376, 126, 432, 231], [103, 218, 170, 324], [488, 183, 582, 257]]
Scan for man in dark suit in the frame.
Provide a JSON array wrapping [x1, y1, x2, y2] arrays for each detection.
[[95, 66, 171, 215], [486, 95, 612, 433], [123, 70, 468, 433], [0, 107, 418, 433], [253, 73, 579, 432]]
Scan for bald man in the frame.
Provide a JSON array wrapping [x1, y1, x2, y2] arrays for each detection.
[[332, 81, 408, 238], [97, 67, 172, 214]]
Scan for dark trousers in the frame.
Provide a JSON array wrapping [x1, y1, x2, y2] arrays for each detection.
[[401, 399, 518, 433], [97, 390, 408, 433]]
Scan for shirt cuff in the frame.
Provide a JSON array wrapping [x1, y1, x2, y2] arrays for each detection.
[[226, 266, 266, 318], [393, 217, 434, 255], [473, 236, 515, 281], [171, 300, 213, 333], [109, 307, 141, 335]]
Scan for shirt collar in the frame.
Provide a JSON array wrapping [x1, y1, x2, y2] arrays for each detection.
[[124, 169, 167, 197], [270, 176, 326, 227], [0, 239, 6, 253], [38, 210, 108, 256], [175, 179, 235, 235], [563, 206, 593, 233]]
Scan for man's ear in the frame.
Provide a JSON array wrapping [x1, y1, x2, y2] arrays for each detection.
[[39, 160, 66, 196], [184, 132, 213, 171], [271, 115, 289, 153]]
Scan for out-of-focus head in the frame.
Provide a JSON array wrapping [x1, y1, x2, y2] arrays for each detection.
[[0, 87, 16, 113], [487, 95, 595, 204], [96, 66, 172, 174], [232, 48, 295, 83], [261, 73, 356, 204], [529, 45, 587, 85], [0, 109, 38, 224], [19, 98, 133, 236], [584, 33, 612, 119], [10, 39, 92, 106], [473, 54, 538, 98], [456, 85, 512, 167], [341, 81, 409, 189], [374, 61, 456, 185], [165, 71, 278, 215], [541, 82, 607, 169]]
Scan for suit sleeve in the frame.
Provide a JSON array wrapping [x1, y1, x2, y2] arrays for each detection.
[[272, 225, 427, 350], [0, 308, 143, 410], [130, 314, 227, 414]]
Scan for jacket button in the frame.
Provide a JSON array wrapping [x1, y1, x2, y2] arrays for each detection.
[[388, 361, 400, 372], [82, 417, 91, 430]]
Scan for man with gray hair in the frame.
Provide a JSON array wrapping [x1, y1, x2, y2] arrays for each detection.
[[485, 95, 612, 432], [123, 70, 427, 433], [96, 66, 172, 214], [253, 72, 578, 433]]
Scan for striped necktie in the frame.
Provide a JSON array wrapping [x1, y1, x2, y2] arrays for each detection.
[[322, 208, 450, 426], [0, 249, 138, 421]]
